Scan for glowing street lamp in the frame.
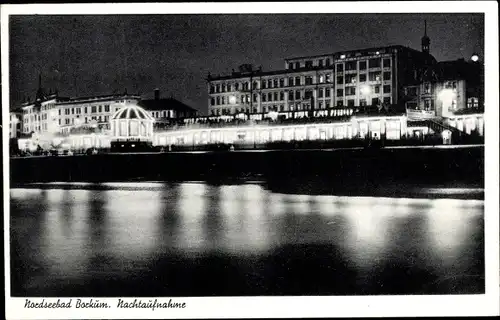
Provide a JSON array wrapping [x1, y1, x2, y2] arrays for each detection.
[[471, 54, 479, 62]]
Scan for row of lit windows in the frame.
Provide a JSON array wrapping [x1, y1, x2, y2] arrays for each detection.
[[287, 58, 332, 70], [286, 57, 392, 71], [337, 58, 391, 72], [337, 72, 391, 84], [210, 70, 392, 94], [59, 105, 111, 116], [210, 85, 391, 106], [57, 115, 110, 126], [210, 97, 392, 115]]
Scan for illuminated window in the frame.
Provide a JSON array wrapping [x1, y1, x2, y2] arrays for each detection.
[[346, 74, 356, 84], [424, 83, 431, 94], [369, 72, 381, 81], [424, 99, 432, 110]]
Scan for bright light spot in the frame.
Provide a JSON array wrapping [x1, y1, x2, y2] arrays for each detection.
[[360, 85, 371, 95], [471, 54, 479, 62], [438, 89, 455, 101], [376, 51, 380, 55], [441, 130, 451, 139], [228, 95, 237, 104], [340, 54, 346, 59]]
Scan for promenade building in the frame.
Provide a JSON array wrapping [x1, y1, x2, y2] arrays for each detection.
[[207, 27, 437, 118], [12, 80, 196, 137], [138, 89, 198, 130]]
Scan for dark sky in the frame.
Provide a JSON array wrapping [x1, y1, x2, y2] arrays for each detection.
[[9, 13, 483, 113]]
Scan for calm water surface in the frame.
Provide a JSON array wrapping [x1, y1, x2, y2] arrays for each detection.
[[10, 182, 484, 296]]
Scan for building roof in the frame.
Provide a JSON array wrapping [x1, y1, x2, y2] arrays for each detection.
[[435, 59, 482, 82], [209, 44, 437, 82], [285, 45, 427, 62], [138, 97, 197, 113], [57, 93, 141, 105], [111, 103, 154, 121]]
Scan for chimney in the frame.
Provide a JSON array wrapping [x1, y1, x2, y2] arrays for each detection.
[[154, 88, 160, 100]]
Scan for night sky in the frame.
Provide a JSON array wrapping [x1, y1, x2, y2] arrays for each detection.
[[9, 13, 483, 114]]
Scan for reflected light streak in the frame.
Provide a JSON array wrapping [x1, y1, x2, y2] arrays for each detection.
[[41, 190, 90, 278], [426, 199, 478, 261], [104, 190, 163, 260], [176, 183, 207, 251], [343, 200, 391, 269]]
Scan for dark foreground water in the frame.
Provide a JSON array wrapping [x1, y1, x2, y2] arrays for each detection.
[[10, 182, 484, 296]]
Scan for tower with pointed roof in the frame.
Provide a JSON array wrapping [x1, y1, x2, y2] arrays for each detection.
[[421, 20, 431, 54]]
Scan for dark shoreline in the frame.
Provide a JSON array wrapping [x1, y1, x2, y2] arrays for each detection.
[[10, 146, 484, 199]]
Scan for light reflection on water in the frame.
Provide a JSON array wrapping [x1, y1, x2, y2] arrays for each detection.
[[10, 183, 484, 295]]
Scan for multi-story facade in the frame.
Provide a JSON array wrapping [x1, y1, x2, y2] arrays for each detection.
[[13, 82, 198, 137], [9, 110, 22, 138], [55, 94, 141, 134], [19, 93, 140, 135], [404, 58, 483, 119], [207, 44, 436, 117]]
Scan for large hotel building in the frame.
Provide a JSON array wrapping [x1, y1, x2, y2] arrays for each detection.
[[207, 30, 436, 117]]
